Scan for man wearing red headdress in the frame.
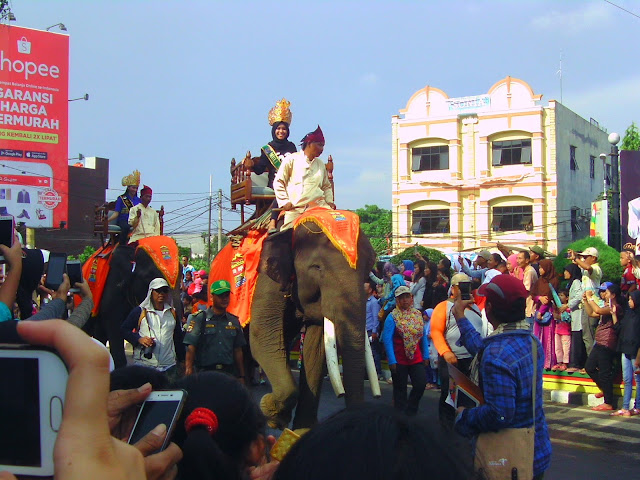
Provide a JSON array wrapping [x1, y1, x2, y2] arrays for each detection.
[[273, 125, 336, 230], [128, 184, 160, 242]]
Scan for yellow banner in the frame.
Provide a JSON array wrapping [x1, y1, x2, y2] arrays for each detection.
[[0, 129, 59, 144]]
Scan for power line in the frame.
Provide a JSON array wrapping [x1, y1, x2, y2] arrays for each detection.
[[603, 0, 640, 19]]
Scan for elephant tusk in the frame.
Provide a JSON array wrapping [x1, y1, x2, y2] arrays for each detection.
[[323, 317, 345, 398], [364, 330, 381, 398]]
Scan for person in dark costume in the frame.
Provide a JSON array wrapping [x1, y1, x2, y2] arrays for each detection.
[[252, 98, 297, 232]]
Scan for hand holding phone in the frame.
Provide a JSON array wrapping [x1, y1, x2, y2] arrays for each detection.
[[66, 260, 83, 293], [45, 253, 67, 291], [14, 319, 151, 480], [128, 390, 188, 453], [459, 282, 472, 300]]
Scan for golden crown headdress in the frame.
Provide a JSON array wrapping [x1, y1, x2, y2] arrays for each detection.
[[121, 169, 141, 187], [268, 98, 293, 126]]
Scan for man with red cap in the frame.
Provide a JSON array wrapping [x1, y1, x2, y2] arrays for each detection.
[[128, 184, 160, 242], [273, 125, 336, 230], [451, 274, 551, 479]]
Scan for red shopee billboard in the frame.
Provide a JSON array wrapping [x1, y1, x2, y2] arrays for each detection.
[[0, 25, 68, 228]]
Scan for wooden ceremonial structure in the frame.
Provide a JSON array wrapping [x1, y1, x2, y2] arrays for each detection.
[[93, 201, 165, 246], [230, 151, 335, 225]]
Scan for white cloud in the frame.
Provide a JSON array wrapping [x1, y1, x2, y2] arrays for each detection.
[[530, 2, 613, 34]]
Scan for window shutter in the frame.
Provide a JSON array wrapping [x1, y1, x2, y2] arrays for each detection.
[[492, 146, 502, 166], [440, 150, 449, 170], [521, 145, 532, 164], [411, 152, 421, 171]]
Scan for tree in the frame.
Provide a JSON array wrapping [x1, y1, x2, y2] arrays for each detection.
[[354, 205, 392, 255], [553, 236, 622, 284], [391, 245, 445, 266], [621, 122, 640, 151]]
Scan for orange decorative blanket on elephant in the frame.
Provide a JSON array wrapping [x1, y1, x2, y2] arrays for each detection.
[[209, 229, 268, 327], [136, 236, 180, 288], [293, 208, 360, 269], [82, 244, 116, 315]]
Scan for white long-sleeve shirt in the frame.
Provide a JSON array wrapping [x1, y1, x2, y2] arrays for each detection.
[[128, 203, 160, 242], [273, 151, 334, 209]]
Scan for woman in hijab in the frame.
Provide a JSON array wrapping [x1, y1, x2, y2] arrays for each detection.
[[613, 290, 640, 416], [563, 264, 586, 373], [531, 259, 559, 369], [507, 253, 524, 280], [254, 99, 297, 231]]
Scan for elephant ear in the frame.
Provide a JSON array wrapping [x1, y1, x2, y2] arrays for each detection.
[[259, 229, 294, 291]]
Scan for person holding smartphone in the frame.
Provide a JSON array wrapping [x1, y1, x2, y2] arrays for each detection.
[[121, 278, 184, 382], [430, 273, 485, 430], [0, 233, 23, 323]]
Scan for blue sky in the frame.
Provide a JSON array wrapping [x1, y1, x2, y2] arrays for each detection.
[[7, 0, 640, 243]]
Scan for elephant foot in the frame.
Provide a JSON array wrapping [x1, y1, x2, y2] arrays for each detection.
[[260, 393, 292, 430]]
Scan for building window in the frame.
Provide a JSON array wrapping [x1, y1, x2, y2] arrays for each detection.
[[570, 145, 578, 170], [411, 209, 450, 234], [590, 156, 595, 179], [492, 139, 531, 166], [411, 146, 449, 171], [571, 207, 580, 242], [492, 206, 533, 232]]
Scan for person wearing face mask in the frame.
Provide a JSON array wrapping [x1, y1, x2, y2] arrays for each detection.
[[273, 125, 336, 231], [253, 98, 298, 232]]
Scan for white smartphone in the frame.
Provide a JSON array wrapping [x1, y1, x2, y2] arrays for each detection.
[[0, 346, 68, 477], [66, 259, 82, 293], [128, 390, 188, 452]]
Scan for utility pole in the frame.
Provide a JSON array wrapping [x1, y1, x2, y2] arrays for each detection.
[[207, 175, 212, 265], [218, 189, 223, 253]]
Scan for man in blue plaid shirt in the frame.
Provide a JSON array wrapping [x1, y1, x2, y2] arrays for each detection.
[[452, 274, 551, 479]]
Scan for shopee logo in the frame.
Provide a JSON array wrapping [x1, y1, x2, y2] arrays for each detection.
[[0, 50, 60, 80]]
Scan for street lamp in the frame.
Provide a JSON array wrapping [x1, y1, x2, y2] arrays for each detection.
[[68, 94, 89, 102], [608, 132, 621, 250], [599, 153, 608, 201], [46, 23, 67, 31]]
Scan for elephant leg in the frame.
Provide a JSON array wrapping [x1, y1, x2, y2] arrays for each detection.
[[107, 315, 127, 369], [250, 273, 298, 429], [292, 322, 325, 430]]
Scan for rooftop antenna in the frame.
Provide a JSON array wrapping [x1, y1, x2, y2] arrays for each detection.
[[555, 51, 563, 104]]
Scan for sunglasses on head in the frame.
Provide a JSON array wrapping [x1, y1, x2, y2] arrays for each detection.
[[153, 287, 169, 294]]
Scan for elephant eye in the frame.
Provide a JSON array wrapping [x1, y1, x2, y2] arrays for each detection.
[[310, 264, 322, 271]]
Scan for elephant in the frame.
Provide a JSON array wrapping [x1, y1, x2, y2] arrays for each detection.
[[249, 220, 377, 431], [85, 242, 183, 369]]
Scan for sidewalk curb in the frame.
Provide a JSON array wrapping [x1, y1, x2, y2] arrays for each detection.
[[544, 389, 623, 409]]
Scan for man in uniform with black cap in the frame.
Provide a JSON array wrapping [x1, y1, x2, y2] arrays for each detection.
[[183, 279, 246, 383]]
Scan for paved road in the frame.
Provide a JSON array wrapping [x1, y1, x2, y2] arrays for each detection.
[[249, 374, 640, 479]]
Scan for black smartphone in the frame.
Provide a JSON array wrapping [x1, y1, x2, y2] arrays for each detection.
[[45, 253, 67, 291], [0, 215, 14, 248], [459, 282, 471, 300], [66, 260, 82, 293], [128, 390, 188, 453]]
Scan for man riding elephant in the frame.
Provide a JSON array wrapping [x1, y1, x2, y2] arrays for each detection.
[[273, 125, 336, 231], [128, 185, 160, 243]]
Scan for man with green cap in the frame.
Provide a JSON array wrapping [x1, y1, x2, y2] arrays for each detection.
[[183, 279, 246, 382]]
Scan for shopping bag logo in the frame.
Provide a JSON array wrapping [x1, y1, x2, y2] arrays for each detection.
[[17, 37, 31, 54]]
